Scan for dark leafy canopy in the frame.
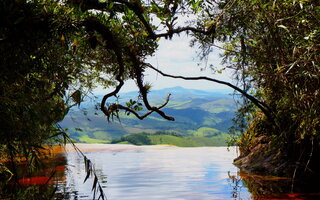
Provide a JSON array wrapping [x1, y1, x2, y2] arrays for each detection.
[[1, 0, 319, 183], [0, 1, 109, 158], [1, 1, 69, 160], [194, 0, 320, 177], [207, 0, 320, 140], [0, 0, 216, 177], [1, 0, 237, 152]]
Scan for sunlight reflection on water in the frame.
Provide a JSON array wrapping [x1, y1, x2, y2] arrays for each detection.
[[60, 144, 251, 200]]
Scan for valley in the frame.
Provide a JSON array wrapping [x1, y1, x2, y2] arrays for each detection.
[[60, 87, 237, 146]]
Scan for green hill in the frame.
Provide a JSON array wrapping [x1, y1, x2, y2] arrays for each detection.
[[111, 131, 229, 147], [60, 87, 236, 145]]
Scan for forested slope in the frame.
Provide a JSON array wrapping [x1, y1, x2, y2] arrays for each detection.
[[60, 87, 236, 146]]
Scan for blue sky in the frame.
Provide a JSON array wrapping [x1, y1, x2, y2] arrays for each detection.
[[94, 31, 234, 94]]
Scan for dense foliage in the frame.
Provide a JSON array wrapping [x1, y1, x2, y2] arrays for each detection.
[[1, 0, 319, 197], [216, 0, 320, 139], [0, 0, 215, 166], [198, 0, 320, 178], [0, 0, 214, 197], [0, 0, 111, 172]]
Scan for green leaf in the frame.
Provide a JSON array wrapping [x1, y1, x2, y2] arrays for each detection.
[[108, 2, 114, 9], [71, 90, 82, 106], [277, 25, 289, 32], [92, 175, 98, 191]]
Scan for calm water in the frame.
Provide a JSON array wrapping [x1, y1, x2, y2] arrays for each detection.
[[56, 144, 251, 200], [7, 144, 320, 199]]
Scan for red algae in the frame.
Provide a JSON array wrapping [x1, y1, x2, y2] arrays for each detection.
[[43, 165, 66, 174], [18, 176, 54, 185], [257, 193, 320, 200], [5, 146, 68, 186], [17, 165, 66, 185], [51, 165, 65, 172]]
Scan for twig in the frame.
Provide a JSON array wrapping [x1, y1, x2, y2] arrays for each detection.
[[55, 123, 107, 200], [291, 149, 305, 192], [304, 139, 314, 172]]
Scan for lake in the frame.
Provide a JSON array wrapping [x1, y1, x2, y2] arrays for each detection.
[[54, 144, 251, 200], [14, 144, 320, 199]]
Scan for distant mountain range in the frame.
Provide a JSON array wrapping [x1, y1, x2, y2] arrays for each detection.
[[60, 87, 237, 146]]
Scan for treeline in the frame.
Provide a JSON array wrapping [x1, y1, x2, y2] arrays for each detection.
[[111, 131, 182, 145], [111, 131, 228, 147]]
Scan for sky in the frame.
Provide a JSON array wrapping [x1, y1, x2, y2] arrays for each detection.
[[143, 34, 234, 91], [94, 24, 234, 94]]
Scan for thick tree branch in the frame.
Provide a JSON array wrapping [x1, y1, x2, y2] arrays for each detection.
[[79, 3, 272, 123], [155, 26, 210, 39], [83, 16, 174, 121], [83, 17, 125, 119], [146, 63, 274, 121], [113, 0, 212, 40], [67, 0, 125, 12], [114, 0, 157, 39], [69, 0, 213, 40], [106, 93, 172, 120], [128, 49, 174, 121]]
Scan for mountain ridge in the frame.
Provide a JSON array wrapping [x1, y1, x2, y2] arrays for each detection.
[[61, 87, 236, 146]]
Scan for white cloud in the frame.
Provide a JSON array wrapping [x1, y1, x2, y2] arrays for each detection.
[[142, 34, 234, 92], [94, 33, 234, 94]]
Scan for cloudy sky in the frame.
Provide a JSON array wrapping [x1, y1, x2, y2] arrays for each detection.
[[95, 32, 234, 94], [144, 33, 234, 91]]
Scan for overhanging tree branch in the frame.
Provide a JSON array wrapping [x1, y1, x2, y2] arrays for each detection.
[[155, 26, 211, 39], [128, 47, 175, 121], [83, 16, 174, 121], [106, 93, 172, 120], [146, 63, 274, 121], [78, 1, 273, 123], [113, 0, 214, 40], [83, 17, 125, 119], [70, 0, 215, 41]]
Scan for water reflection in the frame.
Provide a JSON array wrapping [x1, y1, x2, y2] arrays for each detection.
[[60, 144, 252, 200], [236, 170, 320, 200], [0, 146, 68, 199], [60, 144, 320, 200], [5, 144, 320, 199]]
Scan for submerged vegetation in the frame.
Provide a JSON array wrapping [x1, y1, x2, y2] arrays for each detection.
[[1, 0, 319, 198]]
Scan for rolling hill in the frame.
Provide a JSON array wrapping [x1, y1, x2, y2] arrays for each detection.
[[59, 87, 237, 146]]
